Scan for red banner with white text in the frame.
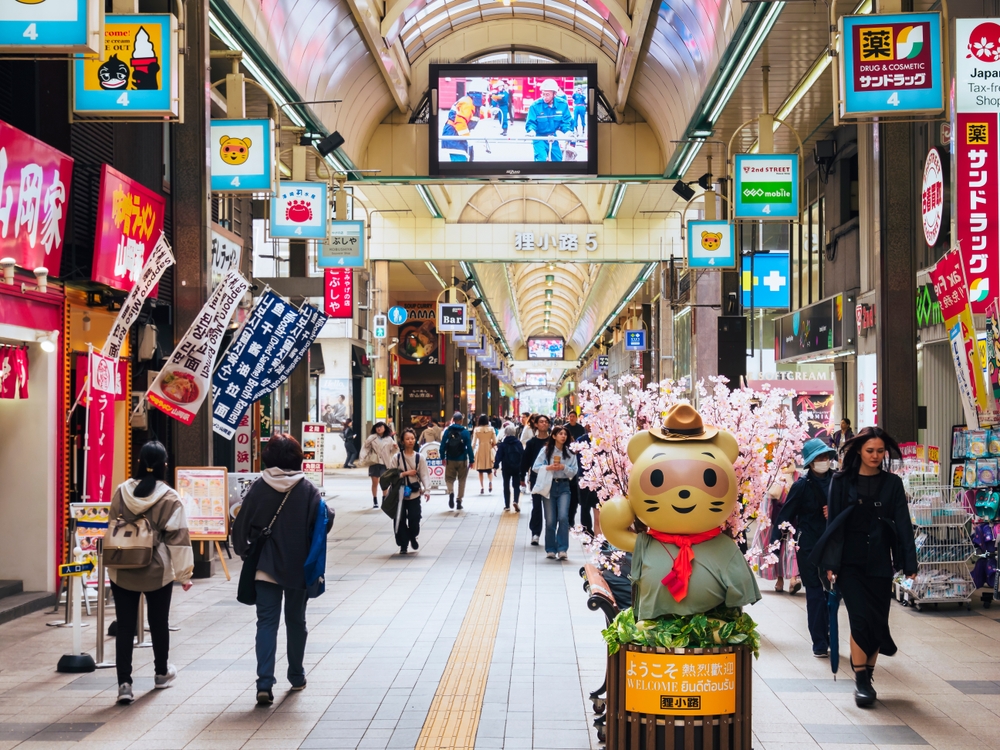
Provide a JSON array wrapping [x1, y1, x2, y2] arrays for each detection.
[[85, 352, 118, 504]]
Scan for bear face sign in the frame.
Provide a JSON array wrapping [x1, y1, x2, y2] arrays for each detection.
[[210, 119, 273, 192], [220, 135, 252, 165], [700, 231, 723, 252]]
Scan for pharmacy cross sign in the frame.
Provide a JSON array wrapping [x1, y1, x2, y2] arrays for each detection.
[[763, 270, 787, 292]]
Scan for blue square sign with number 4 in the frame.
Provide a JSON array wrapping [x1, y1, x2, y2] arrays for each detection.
[[210, 119, 275, 193], [0, 0, 101, 52]]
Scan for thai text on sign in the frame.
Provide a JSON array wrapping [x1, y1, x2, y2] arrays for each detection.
[[624, 651, 736, 716]]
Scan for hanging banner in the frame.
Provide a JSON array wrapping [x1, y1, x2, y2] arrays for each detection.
[[102, 233, 175, 359], [211, 224, 242, 291], [0, 0, 101, 53], [73, 14, 180, 118], [324, 268, 353, 319], [148, 271, 248, 425], [375, 378, 387, 420], [234, 414, 253, 472], [987, 300, 1000, 402], [210, 119, 274, 193], [85, 351, 118, 504], [0, 119, 73, 272], [92, 165, 166, 293], [838, 12, 944, 117], [75, 353, 128, 402], [950, 323, 981, 429], [270, 182, 328, 239], [687, 220, 736, 268], [956, 20, 1000, 113], [263, 303, 326, 391], [318, 220, 365, 267], [733, 154, 798, 219], [437, 302, 467, 332]]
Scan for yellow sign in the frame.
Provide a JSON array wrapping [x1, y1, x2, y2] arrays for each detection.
[[83, 22, 163, 92], [624, 651, 736, 716], [375, 378, 387, 420]]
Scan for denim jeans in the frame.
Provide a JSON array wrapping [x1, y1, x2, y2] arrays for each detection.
[[543, 479, 572, 553], [254, 581, 308, 691]]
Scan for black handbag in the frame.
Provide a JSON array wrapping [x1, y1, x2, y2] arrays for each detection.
[[237, 484, 295, 605]]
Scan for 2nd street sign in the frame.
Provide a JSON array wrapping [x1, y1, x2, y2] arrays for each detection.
[[734, 154, 799, 220], [438, 303, 468, 333], [373, 315, 388, 339]]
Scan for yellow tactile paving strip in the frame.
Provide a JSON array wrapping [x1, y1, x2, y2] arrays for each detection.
[[415, 512, 519, 749]]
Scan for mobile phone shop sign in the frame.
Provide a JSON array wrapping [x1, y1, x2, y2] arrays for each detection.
[[839, 13, 943, 117], [734, 154, 798, 220]]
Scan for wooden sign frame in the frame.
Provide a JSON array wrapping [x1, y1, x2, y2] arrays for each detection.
[[175, 466, 230, 580]]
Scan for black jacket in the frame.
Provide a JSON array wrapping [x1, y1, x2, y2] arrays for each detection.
[[494, 435, 524, 474], [520, 435, 548, 485], [811, 471, 917, 578], [770, 471, 831, 551]]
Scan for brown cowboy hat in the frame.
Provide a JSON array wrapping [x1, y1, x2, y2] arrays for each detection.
[[649, 404, 719, 441]]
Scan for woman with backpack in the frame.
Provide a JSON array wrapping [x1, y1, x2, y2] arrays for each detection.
[[391, 428, 431, 554], [494, 424, 524, 512], [106, 441, 193, 705], [233, 433, 333, 706], [361, 422, 397, 508]]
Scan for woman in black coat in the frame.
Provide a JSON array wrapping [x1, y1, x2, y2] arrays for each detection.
[[813, 426, 917, 708]]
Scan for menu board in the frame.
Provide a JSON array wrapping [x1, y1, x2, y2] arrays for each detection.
[[175, 467, 228, 540], [302, 422, 326, 462], [71, 502, 110, 588]]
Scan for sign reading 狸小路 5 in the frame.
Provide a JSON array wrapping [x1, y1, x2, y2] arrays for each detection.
[[0, 0, 100, 53], [734, 154, 798, 220], [210, 119, 275, 193], [687, 220, 735, 269], [838, 13, 944, 118], [73, 15, 180, 117], [269, 182, 328, 239]]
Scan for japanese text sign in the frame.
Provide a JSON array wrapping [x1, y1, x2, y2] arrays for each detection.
[[956, 113, 999, 312], [324, 269, 353, 319], [0, 119, 73, 272], [175, 467, 228, 540], [624, 330, 646, 351], [687, 220, 735, 268], [318, 221, 365, 267], [270, 182, 328, 239], [85, 352, 118, 505], [624, 651, 736, 716], [92, 165, 166, 293], [149, 271, 248, 425], [514, 231, 598, 252], [302, 423, 325, 462], [839, 13, 943, 117], [437, 302, 467, 332], [734, 154, 798, 219], [921, 148, 944, 247], [102, 234, 175, 359], [211, 225, 242, 291], [375, 378, 387, 420], [956, 20, 1000, 114], [73, 15, 180, 117], [0, 0, 100, 53], [210, 119, 274, 193], [234, 414, 253, 472]]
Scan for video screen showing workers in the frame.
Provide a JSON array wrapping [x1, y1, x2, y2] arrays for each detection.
[[438, 77, 588, 163]]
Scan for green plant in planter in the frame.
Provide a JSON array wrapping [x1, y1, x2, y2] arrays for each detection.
[[603, 606, 761, 659]]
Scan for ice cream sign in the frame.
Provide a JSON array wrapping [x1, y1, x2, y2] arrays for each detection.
[[269, 182, 329, 239], [733, 154, 799, 219], [0, 0, 101, 53], [73, 14, 180, 117]]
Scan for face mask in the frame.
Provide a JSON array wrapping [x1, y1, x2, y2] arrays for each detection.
[[812, 460, 830, 474]]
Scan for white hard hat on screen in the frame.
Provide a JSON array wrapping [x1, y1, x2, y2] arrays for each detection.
[[540, 79, 561, 92], [467, 78, 490, 92]]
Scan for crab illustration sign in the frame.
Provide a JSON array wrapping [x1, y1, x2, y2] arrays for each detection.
[[0, 0, 101, 53], [269, 182, 328, 239], [73, 15, 180, 117], [209, 119, 275, 193]]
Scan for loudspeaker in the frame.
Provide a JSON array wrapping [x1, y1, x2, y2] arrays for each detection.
[[717, 316, 747, 388]]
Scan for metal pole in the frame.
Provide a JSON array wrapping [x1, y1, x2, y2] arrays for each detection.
[[135, 595, 151, 648], [94, 539, 114, 668]]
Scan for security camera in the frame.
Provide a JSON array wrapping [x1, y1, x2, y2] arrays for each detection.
[[0, 258, 14, 285], [22, 267, 48, 295]]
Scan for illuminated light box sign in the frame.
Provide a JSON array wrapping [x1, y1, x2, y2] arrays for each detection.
[[624, 330, 646, 351], [0, 0, 100, 53], [839, 12, 944, 117], [527, 337, 565, 360], [687, 220, 735, 269], [741, 253, 790, 310], [269, 182, 328, 239], [957, 19, 1000, 112], [73, 15, 180, 117], [318, 221, 365, 267], [734, 154, 798, 220], [209, 119, 274, 193]]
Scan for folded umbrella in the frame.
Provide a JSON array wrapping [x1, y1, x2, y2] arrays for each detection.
[[828, 587, 842, 677]]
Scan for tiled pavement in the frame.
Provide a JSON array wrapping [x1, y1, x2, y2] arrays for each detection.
[[0, 471, 998, 748]]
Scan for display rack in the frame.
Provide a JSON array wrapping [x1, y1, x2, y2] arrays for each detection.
[[896, 482, 976, 611]]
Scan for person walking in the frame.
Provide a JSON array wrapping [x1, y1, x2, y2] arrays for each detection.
[[532, 426, 578, 560], [391, 429, 431, 554], [441, 412, 475, 510], [108, 441, 193, 705], [574, 425, 598, 536], [519, 413, 536, 447], [831, 418, 855, 451], [771, 438, 836, 657], [814, 427, 917, 708], [520, 414, 551, 546], [361, 422, 396, 508], [494, 424, 525, 512], [473, 415, 497, 494], [342, 418, 359, 468], [419, 415, 443, 446], [233, 434, 332, 706]]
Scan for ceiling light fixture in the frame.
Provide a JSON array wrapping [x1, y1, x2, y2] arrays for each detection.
[[605, 183, 627, 220], [416, 185, 443, 219], [545, 274, 554, 287]]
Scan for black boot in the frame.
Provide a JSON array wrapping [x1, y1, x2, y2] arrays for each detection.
[[449, 493, 455, 509], [373, 496, 379, 508], [866, 666, 877, 700], [854, 664, 876, 707]]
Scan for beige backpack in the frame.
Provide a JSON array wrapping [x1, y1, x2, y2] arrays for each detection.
[[104, 501, 156, 569]]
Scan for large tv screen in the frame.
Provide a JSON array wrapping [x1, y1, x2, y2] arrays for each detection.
[[429, 63, 598, 177], [527, 337, 565, 360]]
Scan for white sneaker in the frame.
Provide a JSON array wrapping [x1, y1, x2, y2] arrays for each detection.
[[117, 683, 134, 704], [154, 664, 177, 689], [546, 552, 556, 559], [530, 535, 540, 546], [557, 552, 568, 561]]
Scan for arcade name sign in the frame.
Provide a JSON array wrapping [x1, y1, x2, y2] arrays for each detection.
[[514, 231, 598, 253]]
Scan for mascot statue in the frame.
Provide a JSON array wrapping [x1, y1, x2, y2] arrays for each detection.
[[601, 404, 761, 619]]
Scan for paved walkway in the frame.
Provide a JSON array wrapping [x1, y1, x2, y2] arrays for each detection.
[[0, 471, 996, 748]]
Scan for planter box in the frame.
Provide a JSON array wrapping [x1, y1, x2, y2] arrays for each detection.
[[606, 643, 752, 750]]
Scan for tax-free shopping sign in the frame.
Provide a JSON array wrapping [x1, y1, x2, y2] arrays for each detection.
[[734, 154, 798, 220]]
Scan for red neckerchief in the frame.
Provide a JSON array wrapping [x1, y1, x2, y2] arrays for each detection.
[[646, 528, 722, 602]]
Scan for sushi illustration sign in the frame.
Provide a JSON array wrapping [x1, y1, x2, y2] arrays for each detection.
[[210, 119, 275, 193], [73, 15, 180, 117], [269, 182, 328, 239], [734, 154, 798, 219], [839, 13, 944, 117], [0, 0, 101, 53]]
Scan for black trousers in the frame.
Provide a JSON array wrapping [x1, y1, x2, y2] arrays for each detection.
[[530, 494, 544, 536], [577, 486, 598, 535], [344, 441, 358, 467], [501, 468, 520, 508], [394, 497, 422, 550], [111, 580, 173, 686], [569, 478, 580, 527]]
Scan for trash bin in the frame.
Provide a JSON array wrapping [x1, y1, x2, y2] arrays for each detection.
[[605, 643, 752, 749]]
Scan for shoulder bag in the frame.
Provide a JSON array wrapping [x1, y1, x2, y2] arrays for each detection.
[[105, 495, 157, 570], [237, 484, 296, 605]]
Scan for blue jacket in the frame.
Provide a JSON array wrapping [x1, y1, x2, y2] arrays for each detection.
[[494, 435, 524, 474], [525, 96, 573, 137], [304, 499, 330, 599], [490, 90, 511, 111], [441, 424, 475, 462], [532, 445, 578, 478]]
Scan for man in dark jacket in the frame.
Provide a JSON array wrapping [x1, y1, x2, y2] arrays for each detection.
[[519, 414, 550, 545], [441, 412, 474, 510], [342, 419, 359, 468], [494, 424, 525, 512]]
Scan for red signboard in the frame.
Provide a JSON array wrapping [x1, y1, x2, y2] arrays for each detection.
[[85, 352, 118, 504], [851, 20, 934, 93], [929, 247, 971, 322], [324, 268, 353, 319], [92, 165, 166, 294], [0, 119, 73, 273], [956, 112, 1000, 313]]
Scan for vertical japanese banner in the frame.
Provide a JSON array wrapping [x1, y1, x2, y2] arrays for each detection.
[[956, 113, 1000, 312], [324, 268, 353, 318], [234, 413, 252, 472], [102, 234, 175, 359], [375, 378, 387, 420], [986, 300, 1000, 402], [85, 351, 117, 504]]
